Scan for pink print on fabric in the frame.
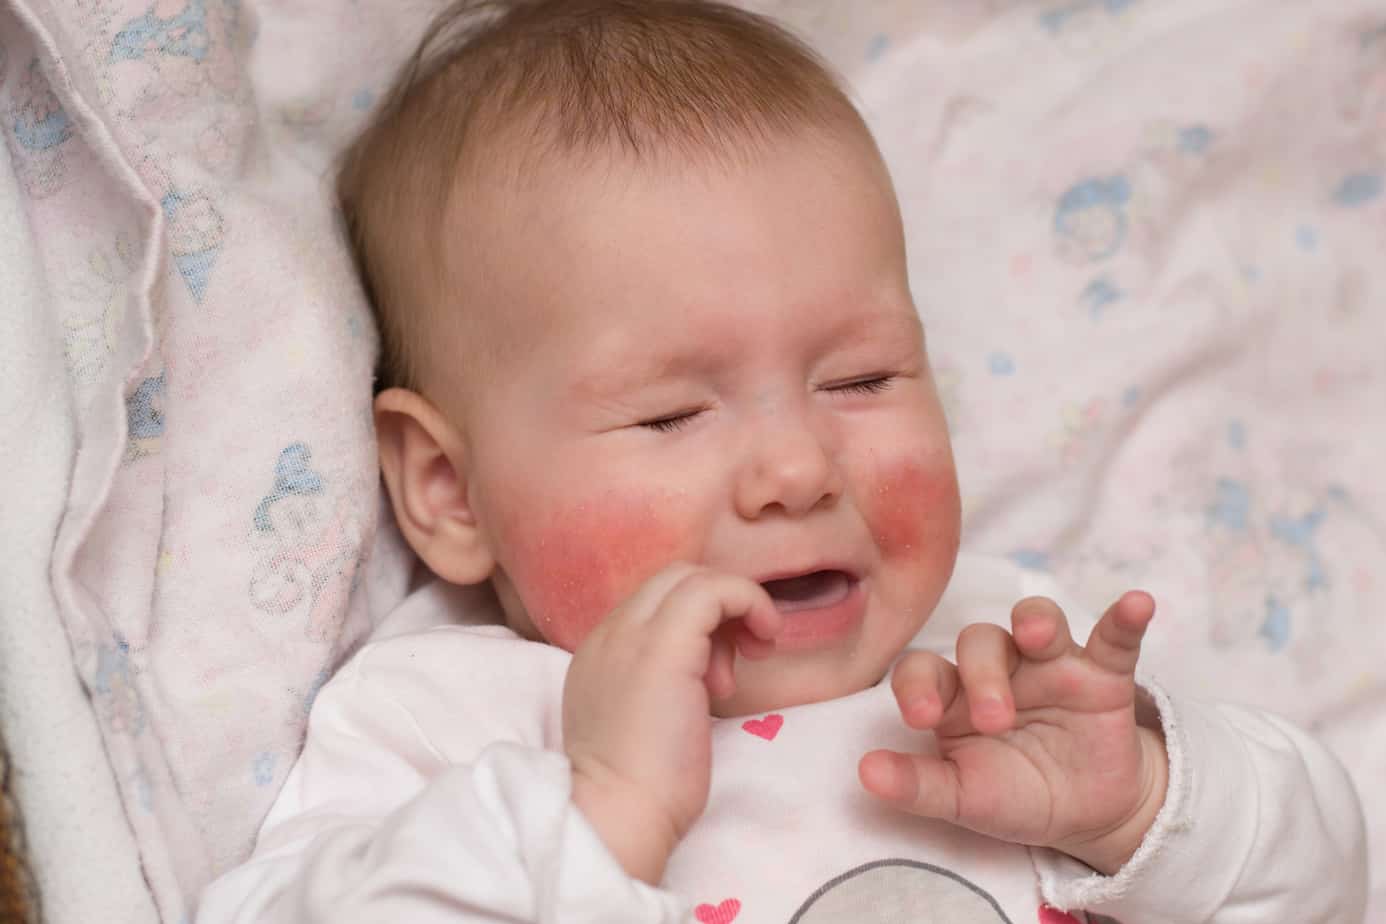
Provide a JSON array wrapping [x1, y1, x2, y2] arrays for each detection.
[[695, 897, 741, 923], [740, 714, 784, 740], [1038, 905, 1084, 923]]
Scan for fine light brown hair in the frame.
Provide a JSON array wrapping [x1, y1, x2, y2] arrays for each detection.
[[0, 735, 39, 924], [337, 0, 867, 392]]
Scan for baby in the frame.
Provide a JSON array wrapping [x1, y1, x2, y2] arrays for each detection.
[[198, 1, 1367, 921]]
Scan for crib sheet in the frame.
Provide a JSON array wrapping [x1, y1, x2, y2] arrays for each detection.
[[1, 1, 1383, 922]]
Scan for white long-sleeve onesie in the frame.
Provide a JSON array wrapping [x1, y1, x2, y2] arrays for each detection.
[[196, 557, 1367, 923]]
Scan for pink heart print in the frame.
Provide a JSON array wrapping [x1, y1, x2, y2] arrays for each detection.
[[695, 898, 741, 924], [1038, 905, 1084, 923], [741, 714, 783, 740]]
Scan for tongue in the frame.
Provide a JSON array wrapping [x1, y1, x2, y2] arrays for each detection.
[[761, 570, 851, 613]]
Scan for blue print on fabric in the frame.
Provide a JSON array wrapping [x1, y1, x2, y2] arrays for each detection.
[[252, 751, 277, 786], [173, 248, 217, 301], [94, 635, 146, 735], [160, 189, 225, 302], [1271, 508, 1327, 591], [1040, 0, 1140, 34], [1260, 595, 1291, 651], [987, 353, 1016, 376], [13, 106, 71, 151], [126, 374, 166, 439], [302, 668, 331, 715], [1178, 124, 1214, 155], [112, 0, 211, 63], [12, 59, 74, 152], [254, 443, 325, 532], [1294, 224, 1318, 252], [1008, 548, 1052, 572], [1055, 175, 1130, 262], [1207, 479, 1251, 531], [1334, 173, 1382, 207], [1081, 276, 1123, 317]]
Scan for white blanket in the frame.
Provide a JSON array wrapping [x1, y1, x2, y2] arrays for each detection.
[[0, 71, 156, 923]]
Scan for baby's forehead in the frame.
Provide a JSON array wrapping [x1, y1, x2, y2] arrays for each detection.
[[447, 126, 886, 258], [447, 109, 891, 238]]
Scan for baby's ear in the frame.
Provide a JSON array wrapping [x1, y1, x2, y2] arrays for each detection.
[[374, 388, 495, 585]]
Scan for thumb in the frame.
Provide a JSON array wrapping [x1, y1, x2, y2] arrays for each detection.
[[858, 749, 961, 824]]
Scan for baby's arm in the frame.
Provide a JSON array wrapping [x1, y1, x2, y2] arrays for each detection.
[[194, 633, 688, 924]]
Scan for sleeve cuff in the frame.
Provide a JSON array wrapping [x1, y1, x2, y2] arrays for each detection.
[[477, 743, 691, 923], [1030, 675, 1254, 920]]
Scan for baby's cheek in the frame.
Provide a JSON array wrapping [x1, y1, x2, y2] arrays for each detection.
[[502, 495, 686, 651], [866, 454, 961, 564]]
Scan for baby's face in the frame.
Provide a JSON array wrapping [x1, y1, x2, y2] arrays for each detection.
[[446, 129, 960, 716]]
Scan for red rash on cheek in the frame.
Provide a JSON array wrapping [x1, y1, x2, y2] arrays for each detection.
[[502, 495, 686, 651], [867, 455, 961, 560]]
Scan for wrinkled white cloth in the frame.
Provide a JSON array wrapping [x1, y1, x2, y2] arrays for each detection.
[[0, 85, 159, 924], [197, 557, 1367, 923]]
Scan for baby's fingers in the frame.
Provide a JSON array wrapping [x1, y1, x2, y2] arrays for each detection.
[[733, 624, 775, 660], [1083, 590, 1156, 676], [705, 625, 737, 700], [1009, 596, 1076, 662], [891, 650, 961, 730], [956, 623, 1021, 735], [652, 568, 784, 644], [858, 749, 960, 825], [705, 623, 774, 702]]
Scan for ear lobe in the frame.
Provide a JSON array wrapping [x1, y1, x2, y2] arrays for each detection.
[[374, 388, 495, 585]]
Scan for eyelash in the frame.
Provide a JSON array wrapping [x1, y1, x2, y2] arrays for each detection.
[[827, 375, 895, 396], [641, 412, 700, 433], [637, 377, 895, 433]]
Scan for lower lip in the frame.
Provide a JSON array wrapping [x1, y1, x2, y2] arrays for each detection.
[[771, 578, 866, 652]]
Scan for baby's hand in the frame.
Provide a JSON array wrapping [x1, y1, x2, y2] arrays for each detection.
[[562, 564, 781, 884], [859, 592, 1168, 875]]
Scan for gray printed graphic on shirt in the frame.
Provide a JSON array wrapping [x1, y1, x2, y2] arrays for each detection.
[[788, 859, 1013, 923]]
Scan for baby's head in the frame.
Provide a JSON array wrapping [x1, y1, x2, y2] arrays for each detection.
[[339, 0, 961, 716]]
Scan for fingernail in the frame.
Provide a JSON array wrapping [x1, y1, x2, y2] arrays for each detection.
[[874, 753, 908, 801], [976, 694, 1010, 721], [901, 694, 931, 727]]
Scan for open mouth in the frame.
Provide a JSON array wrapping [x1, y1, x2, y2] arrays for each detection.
[[759, 569, 855, 613]]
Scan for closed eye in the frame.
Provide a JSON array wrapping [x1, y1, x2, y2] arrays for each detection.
[[638, 409, 703, 433], [823, 375, 895, 396]]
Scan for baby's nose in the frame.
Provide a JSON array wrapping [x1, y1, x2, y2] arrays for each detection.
[[732, 411, 843, 519]]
